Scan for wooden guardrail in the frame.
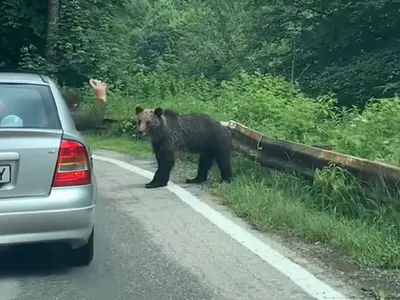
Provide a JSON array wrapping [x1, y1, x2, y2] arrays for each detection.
[[96, 118, 400, 186], [227, 120, 400, 186]]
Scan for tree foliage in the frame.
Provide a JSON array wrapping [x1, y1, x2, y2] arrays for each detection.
[[1, 0, 400, 106]]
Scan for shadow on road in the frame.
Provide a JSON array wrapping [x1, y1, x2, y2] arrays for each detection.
[[0, 243, 71, 277]]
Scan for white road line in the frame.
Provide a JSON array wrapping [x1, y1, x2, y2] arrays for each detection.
[[93, 154, 349, 300]]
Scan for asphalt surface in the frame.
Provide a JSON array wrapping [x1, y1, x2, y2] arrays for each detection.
[[0, 150, 346, 300]]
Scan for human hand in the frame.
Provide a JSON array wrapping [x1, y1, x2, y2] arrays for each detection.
[[89, 79, 107, 102]]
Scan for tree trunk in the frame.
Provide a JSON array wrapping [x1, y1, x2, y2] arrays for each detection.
[[45, 0, 60, 60]]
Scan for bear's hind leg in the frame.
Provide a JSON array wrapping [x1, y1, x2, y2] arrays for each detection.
[[146, 150, 175, 188], [215, 149, 232, 183], [186, 150, 215, 184]]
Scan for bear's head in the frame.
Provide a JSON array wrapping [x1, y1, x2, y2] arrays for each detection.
[[135, 105, 165, 136]]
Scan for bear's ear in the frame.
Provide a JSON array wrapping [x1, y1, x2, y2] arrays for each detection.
[[154, 107, 164, 118], [135, 105, 143, 115]]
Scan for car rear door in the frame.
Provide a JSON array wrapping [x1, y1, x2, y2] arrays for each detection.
[[0, 83, 63, 198]]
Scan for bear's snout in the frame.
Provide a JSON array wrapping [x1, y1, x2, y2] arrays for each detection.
[[138, 129, 147, 136]]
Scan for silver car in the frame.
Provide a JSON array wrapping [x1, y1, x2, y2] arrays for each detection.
[[0, 72, 97, 266]]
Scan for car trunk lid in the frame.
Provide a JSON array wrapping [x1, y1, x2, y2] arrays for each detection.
[[0, 129, 63, 198]]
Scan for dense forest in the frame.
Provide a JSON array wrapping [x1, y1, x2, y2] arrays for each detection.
[[2, 0, 400, 108]]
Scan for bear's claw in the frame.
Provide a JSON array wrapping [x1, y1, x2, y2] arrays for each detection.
[[145, 181, 168, 189]]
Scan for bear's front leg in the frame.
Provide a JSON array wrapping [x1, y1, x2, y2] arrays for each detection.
[[145, 176, 163, 188], [146, 143, 166, 188], [146, 153, 165, 188], [146, 149, 175, 189]]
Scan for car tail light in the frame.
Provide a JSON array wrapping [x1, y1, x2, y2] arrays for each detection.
[[52, 139, 91, 187]]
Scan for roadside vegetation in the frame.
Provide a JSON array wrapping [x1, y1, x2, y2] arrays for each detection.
[[85, 73, 400, 270], [3, 0, 400, 284]]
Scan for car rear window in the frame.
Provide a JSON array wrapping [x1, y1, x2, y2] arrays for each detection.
[[0, 84, 61, 129]]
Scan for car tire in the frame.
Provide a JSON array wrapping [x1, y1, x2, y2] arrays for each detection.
[[70, 228, 94, 267]]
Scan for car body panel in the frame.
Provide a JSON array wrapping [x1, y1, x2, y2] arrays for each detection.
[[0, 183, 96, 249], [0, 72, 97, 250], [0, 129, 63, 198], [0, 72, 47, 85]]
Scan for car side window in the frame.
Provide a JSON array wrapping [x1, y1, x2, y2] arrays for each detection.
[[0, 84, 61, 129]]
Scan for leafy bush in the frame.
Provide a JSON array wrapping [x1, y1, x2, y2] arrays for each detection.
[[215, 72, 337, 144], [98, 71, 400, 166]]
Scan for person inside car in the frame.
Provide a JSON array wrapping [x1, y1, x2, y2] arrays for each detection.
[[62, 79, 107, 131]]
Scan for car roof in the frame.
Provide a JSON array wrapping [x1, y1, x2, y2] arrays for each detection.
[[0, 72, 50, 85]]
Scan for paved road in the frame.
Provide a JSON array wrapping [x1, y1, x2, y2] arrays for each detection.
[[0, 151, 349, 300]]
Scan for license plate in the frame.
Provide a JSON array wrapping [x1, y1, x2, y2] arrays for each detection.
[[0, 165, 11, 184]]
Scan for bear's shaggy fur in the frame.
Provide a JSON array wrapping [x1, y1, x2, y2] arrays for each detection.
[[135, 105, 233, 189]]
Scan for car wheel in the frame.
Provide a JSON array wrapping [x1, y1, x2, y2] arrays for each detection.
[[70, 229, 94, 267]]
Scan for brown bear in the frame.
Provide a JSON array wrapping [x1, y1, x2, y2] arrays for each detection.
[[135, 105, 233, 189]]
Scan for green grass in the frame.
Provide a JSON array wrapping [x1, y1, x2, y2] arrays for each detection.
[[79, 71, 400, 270], [216, 164, 400, 268], [87, 134, 152, 158], [88, 133, 400, 269]]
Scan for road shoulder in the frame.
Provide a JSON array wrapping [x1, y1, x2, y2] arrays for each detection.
[[93, 149, 366, 299]]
